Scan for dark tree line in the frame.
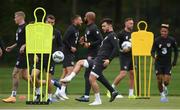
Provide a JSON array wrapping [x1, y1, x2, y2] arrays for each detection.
[[0, 0, 180, 63]]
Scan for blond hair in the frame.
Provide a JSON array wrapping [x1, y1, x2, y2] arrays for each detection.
[[15, 11, 25, 18]]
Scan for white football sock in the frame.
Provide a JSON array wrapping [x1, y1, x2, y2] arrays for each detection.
[[48, 94, 52, 100], [11, 91, 17, 97], [160, 92, 165, 97], [55, 87, 60, 94], [67, 72, 76, 80], [95, 93, 101, 102], [36, 87, 40, 95], [112, 84, 115, 88], [129, 89, 134, 96], [60, 85, 66, 93]]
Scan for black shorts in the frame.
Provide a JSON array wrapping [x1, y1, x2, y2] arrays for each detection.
[[155, 64, 172, 75], [90, 58, 106, 78], [86, 59, 94, 69], [15, 53, 27, 69], [62, 50, 75, 68], [34, 55, 55, 75], [119, 53, 133, 71]]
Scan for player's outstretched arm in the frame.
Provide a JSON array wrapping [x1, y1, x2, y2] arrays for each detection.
[[5, 43, 17, 52], [0, 47, 2, 57]]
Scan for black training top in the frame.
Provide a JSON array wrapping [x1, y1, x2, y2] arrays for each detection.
[[151, 36, 178, 66], [97, 31, 119, 61], [52, 28, 63, 53], [16, 23, 26, 50], [117, 29, 132, 55], [63, 24, 79, 52], [84, 23, 103, 57], [0, 39, 3, 49]]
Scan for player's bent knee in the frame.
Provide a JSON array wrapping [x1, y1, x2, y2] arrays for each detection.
[[82, 59, 89, 68], [90, 71, 99, 79], [12, 67, 20, 75], [164, 81, 169, 86]]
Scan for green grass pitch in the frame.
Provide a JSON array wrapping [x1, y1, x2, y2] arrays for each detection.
[[0, 57, 180, 109]]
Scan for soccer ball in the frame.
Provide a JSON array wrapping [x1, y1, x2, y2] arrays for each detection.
[[121, 41, 132, 53], [52, 51, 64, 63]]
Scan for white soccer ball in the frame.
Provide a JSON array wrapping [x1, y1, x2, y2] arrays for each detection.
[[52, 51, 64, 63], [121, 41, 132, 53]]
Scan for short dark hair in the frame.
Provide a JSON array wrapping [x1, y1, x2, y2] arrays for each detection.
[[100, 18, 113, 25], [124, 17, 133, 23], [46, 14, 56, 20], [71, 15, 81, 22]]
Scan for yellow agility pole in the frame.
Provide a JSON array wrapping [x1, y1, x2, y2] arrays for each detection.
[[131, 21, 154, 99], [26, 7, 53, 104]]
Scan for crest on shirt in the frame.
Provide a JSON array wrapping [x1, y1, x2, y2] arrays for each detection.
[[96, 31, 99, 34], [167, 43, 171, 47], [75, 32, 79, 37], [159, 44, 162, 48], [125, 36, 129, 40], [50, 67, 54, 71], [16, 33, 19, 41], [86, 30, 90, 35], [71, 61, 75, 65], [18, 29, 22, 33]]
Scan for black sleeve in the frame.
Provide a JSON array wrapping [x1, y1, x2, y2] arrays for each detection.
[[151, 39, 158, 59], [90, 29, 103, 47], [172, 38, 178, 65], [117, 31, 124, 49], [56, 31, 64, 51], [71, 32, 78, 48], [63, 28, 73, 49], [0, 40, 3, 49], [109, 36, 119, 61]]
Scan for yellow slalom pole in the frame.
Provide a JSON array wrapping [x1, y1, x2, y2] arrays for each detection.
[[33, 53, 37, 101], [144, 56, 147, 97], [45, 54, 51, 101], [40, 54, 43, 102], [26, 54, 30, 101], [148, 57, 153, 97], [139, 56, 141, 97], [132, 56, 137, 97]]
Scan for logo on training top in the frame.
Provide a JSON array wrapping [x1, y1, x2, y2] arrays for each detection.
[[167, 43, 171, 47], [75, 32, 79, 37], [162, 48, 167, 54], [96, 31, 99, 34], [159, 44, 162, 48], [50, 67, 54, 71], [16, 61, 20, 66], [16, 33, 18, 41], [86, 30, 90, 35], [125, 36, 129, 40], [18, 29, 22, 33], [71, 61, 74, 65], [75, 33, 79, 44], [124, 66, 127, 70]]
